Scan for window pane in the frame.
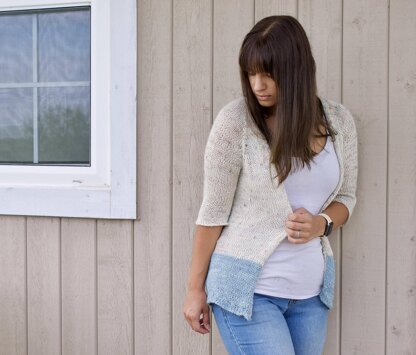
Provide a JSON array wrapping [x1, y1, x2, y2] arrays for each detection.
[[0, 14, 33, 83], [38, 9, 90, 82], [0, 7, 91, 166], [0, 88, 33, 163], [38, 87, 90, 164]]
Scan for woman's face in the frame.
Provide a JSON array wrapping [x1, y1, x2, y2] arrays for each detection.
[[248, 72, 277, 108]]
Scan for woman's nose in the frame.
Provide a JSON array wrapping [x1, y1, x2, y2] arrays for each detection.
[[253, 74, 266, 90]]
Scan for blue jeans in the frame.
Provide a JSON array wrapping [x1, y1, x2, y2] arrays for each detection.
[[211, 293, 329, 355]]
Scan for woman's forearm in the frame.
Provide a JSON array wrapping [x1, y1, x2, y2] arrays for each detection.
[[321, 201, 349, 231], [186, 225, 224, 291]]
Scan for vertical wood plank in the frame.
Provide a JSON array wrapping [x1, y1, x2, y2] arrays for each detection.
[[342, 0, 388, 353], [387, 0, 416, 353], [299, 0, 342, 98], [213, 0, 254, 116], [255, 0, 297, 21], [0, 216, 27, 355], [27, 217, 61, 355], [211, 1, 254, 353], [61, 218, 96, 355], [135, 0, 172, 354], [172, 0, 212, 353], [97, 220, 133, 355], [298, 1, 343, 354]]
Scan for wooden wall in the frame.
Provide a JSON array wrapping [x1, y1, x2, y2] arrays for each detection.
[[1, 0, 415, 354]]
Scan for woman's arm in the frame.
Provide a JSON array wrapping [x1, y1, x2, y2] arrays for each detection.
[[184, 100, 245, 333], [286, 104, 358, 243], [183, 225, 223, 334], [320, 201, 349, 231]]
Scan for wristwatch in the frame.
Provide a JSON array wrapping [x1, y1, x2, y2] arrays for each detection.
[[318, 213, 333, 237]]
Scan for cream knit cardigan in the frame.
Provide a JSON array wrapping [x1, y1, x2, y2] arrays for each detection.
[[195, 96, 358, 321]]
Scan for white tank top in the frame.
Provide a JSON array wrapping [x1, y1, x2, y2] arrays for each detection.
[[254, 134, 340, 299]]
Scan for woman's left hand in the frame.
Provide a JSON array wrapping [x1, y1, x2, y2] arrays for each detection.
[[285, 207, 326, 244]]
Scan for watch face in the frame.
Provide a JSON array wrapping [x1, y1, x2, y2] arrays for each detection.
[[327, 222, 334, 236]]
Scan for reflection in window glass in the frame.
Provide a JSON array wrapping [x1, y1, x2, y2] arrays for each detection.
[[0, 88, 33, 163], [39, 10, 90, 82], [0, 14, 33, 83], [0, 7, 91, 166], [39, 87, 90, 163]]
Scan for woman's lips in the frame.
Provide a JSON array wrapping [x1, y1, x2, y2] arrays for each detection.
[[256, 95, 272, 101]]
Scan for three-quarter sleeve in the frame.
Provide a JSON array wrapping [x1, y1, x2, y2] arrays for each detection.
[[333, 105, 358, 224], [195, 104, 244, 226]]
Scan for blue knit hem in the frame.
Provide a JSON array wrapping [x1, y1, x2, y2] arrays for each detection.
[[206, 252, 336, 320], [205, 253, 262, 321], [319, 254, 335, 309]]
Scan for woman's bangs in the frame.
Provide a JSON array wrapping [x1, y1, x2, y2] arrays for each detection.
[[240, 41, 273, 74]]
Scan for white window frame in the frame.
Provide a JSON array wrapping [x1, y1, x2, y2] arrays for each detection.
[[0, 0, 136, 219]]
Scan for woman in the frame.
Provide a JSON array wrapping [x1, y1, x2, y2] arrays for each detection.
[[183, 15, 358, 355]]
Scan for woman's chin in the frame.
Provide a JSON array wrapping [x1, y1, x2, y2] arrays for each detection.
[[258, 101, 275, 107]]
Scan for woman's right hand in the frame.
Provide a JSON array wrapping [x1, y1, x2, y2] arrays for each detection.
[[183, 289, 211, 334], [183, 225, 223, 334]]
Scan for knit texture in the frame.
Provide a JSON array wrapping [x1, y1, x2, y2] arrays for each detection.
[[196, 96, 358, 321]]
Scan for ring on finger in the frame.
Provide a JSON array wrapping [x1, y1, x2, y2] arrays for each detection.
[[296, 230, 300, 239]]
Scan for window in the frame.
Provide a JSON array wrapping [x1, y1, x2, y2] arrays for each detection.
[[0, 0, 137, 219], [0, 7, 91, 165]]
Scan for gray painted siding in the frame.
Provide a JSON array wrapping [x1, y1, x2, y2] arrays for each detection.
[[0, 0, 415, 354]]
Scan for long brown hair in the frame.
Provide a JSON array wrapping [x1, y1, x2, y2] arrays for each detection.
[[239, 15, 337, 184]]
